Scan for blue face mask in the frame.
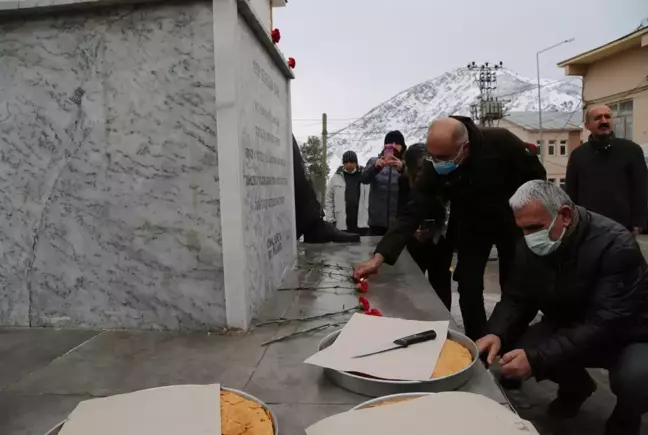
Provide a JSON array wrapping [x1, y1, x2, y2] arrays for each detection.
[[428, 143, 466, 175], [433, 161, 459, 175], [524, 214, 566, 256]]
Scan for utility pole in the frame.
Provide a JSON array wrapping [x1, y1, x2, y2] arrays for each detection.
[[467, 61, 506, 127], [321, 113, 328, 204]]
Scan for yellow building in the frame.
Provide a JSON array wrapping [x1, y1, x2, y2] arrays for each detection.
[[499, 112, 582, 189], [558, 25, 648, 144]]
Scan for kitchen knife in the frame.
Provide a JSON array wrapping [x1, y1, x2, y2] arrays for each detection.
[[351, 329, 437, 358]]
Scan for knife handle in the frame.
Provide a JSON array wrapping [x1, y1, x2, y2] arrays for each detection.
[[394, 329, 437, 347]]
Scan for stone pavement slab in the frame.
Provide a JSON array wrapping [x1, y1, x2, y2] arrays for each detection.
[[7, 329, 278, 396], [0, 329, 98, 390], [0, 392, 91, 435], [0, 238, 508, 435]]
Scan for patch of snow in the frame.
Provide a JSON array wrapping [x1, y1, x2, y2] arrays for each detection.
[[327, 68, 582, 169]]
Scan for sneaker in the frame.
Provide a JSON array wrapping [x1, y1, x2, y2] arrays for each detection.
[[604, 407, 641, 435], [547, 373, 597, 419], [304, 222, 360, 244]]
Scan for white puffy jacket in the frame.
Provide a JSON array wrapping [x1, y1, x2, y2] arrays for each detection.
[[324, 167, 370, 230]]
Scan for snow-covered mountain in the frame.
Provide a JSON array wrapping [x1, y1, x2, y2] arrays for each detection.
[[327, 68, 581, 167]]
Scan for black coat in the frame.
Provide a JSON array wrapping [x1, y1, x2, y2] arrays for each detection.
[[566, 134, 648, 230], [375, 116, 546, 265], [488, 207, 648, 380]]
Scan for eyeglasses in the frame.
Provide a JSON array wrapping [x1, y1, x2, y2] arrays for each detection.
[[424, 141, 468, 164]]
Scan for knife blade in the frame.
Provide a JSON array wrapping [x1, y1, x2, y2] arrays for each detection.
[[351, 329, 437, 358]]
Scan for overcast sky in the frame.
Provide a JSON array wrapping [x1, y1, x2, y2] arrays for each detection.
[[274, 0, 648, 140]]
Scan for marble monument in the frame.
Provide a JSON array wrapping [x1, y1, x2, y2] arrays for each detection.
[[0, 0, 296, 330]]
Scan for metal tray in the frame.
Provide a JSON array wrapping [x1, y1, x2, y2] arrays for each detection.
[[318, 328, 478, 397], [43, 386, 278, 435], [351, 392, 434, 410]]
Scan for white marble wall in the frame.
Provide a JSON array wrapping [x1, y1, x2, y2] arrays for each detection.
[[0, 1, 225, 329], [238, 15, 295, 317], [214, 0, 295, 329]]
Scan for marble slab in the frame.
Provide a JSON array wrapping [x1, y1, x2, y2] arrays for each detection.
[[0, 0, 226, 329], [214, 0, 295, 329]]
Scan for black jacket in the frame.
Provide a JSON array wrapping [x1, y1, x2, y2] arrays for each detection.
[[566, 134, 648, 230], [488, 207, 648, 380], [375, 117, 546, 264]]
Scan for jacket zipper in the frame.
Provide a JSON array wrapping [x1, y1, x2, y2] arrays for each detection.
[[387, 167, 392, 227]]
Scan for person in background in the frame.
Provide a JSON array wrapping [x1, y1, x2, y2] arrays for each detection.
[[361, 130, 407, 236], [354, 117, 546, 339], [293, 136, 360, 243], [324, 151, 370, 236], [478, 180, 648, 435], [566, 105, 648, 235], [399, 144, 453, 309]]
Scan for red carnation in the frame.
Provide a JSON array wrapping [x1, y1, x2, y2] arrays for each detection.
[[271, 28, 281, 44], [358, 296, 370, 312], [355, 280, 368, 293], [367, 309, 383, 317], [288, 57, 296, 69]]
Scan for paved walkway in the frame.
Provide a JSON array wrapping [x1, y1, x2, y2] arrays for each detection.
[[0, 238, 506, 435]]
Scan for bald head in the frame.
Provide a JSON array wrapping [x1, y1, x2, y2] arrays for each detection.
[[426, 118, 469, 161]]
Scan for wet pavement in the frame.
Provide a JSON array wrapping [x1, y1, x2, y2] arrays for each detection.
[[0, 238, 507, 435]]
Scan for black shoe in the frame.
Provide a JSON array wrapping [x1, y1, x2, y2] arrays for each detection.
[[499, 376, 523, 390], [604, 408, 641, 435], [547, 374, 597, 419], [304, 222, 360, 244]]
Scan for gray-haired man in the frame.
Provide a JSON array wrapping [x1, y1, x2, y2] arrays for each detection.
[[477, 180, 648, 435]]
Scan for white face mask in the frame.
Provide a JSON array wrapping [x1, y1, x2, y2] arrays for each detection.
[[524, 213, 566, 256]]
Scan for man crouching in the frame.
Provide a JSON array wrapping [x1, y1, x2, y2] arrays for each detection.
[[477, 180, 648, 435]]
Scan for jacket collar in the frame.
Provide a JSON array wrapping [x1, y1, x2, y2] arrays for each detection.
[[588, 131, 615, 152]]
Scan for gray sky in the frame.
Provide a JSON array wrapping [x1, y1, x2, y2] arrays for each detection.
[[274, 0, 648, 140]]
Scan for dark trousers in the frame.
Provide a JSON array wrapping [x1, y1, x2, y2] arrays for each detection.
[[369, 226, 388, 236], [515, 321, 648, 418], [293, 136, 323, 238], [407, 237, 453, 310], [455, 229, 517, 340]]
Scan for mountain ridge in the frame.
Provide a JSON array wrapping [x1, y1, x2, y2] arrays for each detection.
[[327, 68, 582, 167]]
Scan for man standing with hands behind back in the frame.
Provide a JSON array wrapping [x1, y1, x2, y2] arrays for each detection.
[[566, 104, 648, 235]]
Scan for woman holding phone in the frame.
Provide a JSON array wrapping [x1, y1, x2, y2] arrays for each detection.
[[361, 131, 407, 236]]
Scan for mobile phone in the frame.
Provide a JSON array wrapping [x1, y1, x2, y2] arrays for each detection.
[[384, 144, 395, 158]]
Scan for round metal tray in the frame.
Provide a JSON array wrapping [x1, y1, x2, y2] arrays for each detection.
[[318, 328, 478, 397], [43, 386, 278, 435], [351, 392, 434, 410]]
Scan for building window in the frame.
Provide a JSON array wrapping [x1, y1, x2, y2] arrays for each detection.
[[559, 140, 567, 156], [548, 140, 556, 156], [548, 178, 556, 184], [609, 100, 634, 140], [559, 178, 566, 191], [536, 139, 542, 154]]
